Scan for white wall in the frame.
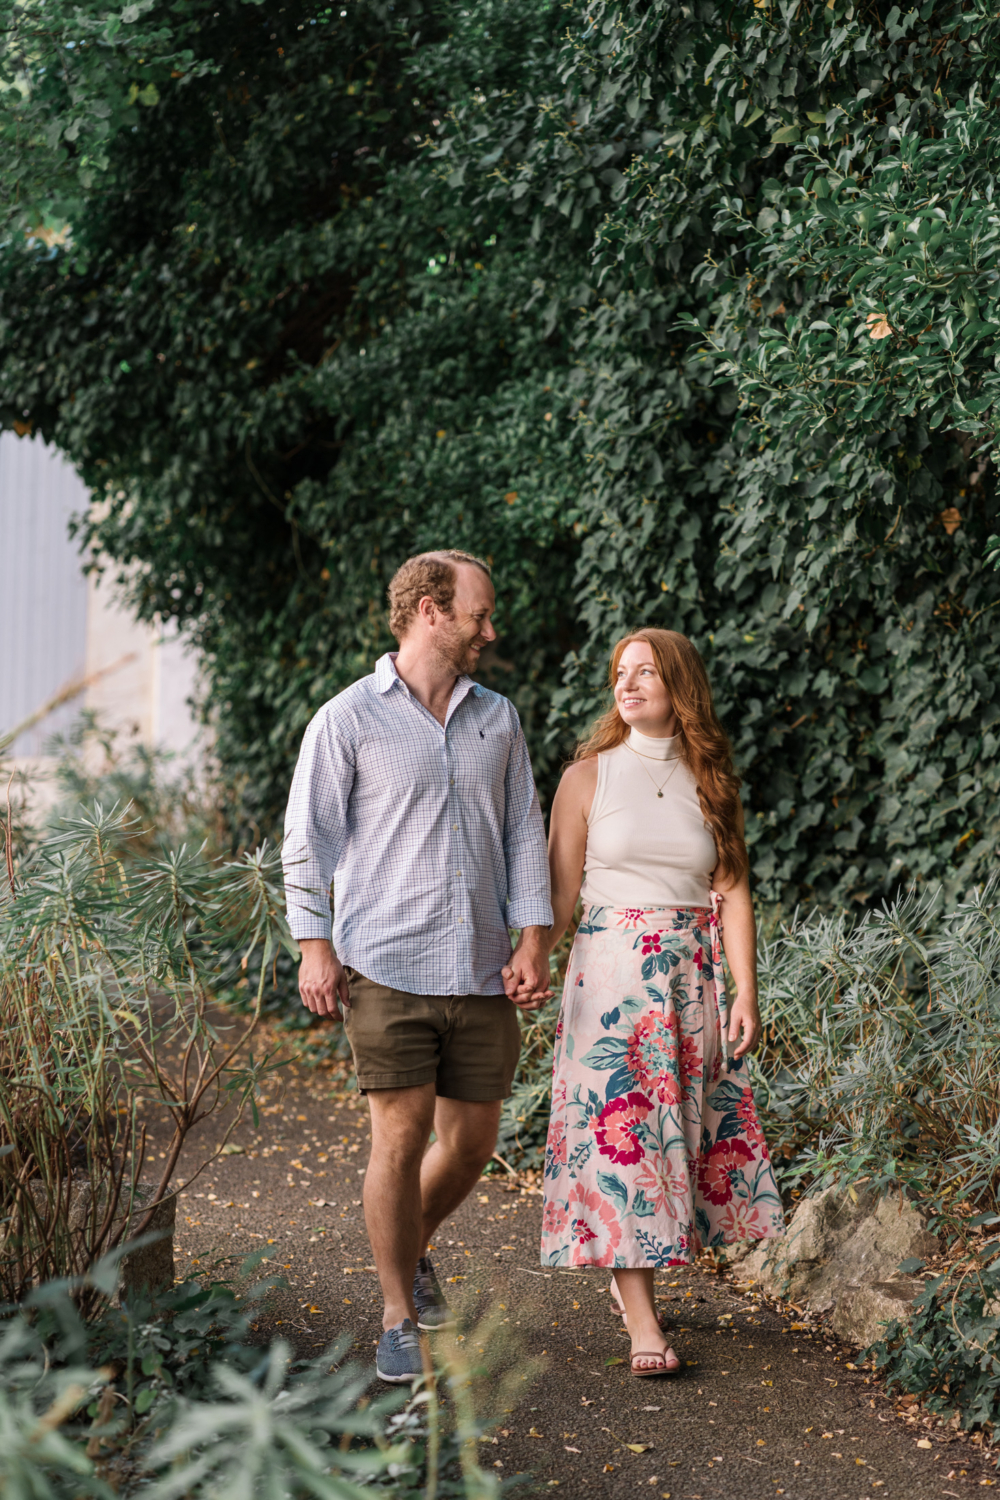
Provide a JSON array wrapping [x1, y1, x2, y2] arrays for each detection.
[[0, 431, 201, 764]]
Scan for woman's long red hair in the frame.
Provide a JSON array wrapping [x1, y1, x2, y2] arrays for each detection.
[[574, 628, 748, 885]]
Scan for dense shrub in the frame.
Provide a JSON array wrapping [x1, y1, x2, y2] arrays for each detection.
[[2, 0, 999, 905], [0, 1267, 508, 1498], [0, 801, 292, 1309], [866, 1242, 1000, 1453]]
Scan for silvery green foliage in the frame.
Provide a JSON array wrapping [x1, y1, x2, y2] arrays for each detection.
[[0, 802, 295, 1308], [0, 1310, 428, 1500], [0, 1318, 111, 1500], [750, 877, 1000, 1208], [142, 1340, 412, 1500]]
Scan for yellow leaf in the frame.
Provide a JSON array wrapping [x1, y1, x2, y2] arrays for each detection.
[[917, 1438, 932, 1449], [605, 1357, 624, 1366], [623, 1443, 651, 1454], [505, 490, 518, 504]]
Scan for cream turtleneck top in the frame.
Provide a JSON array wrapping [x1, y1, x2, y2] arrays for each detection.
[[579, 727, 718, 909]]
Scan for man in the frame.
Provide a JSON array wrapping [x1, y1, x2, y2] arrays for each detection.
[[282, 549, 552, 1383]]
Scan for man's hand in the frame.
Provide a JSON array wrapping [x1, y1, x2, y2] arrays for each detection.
[[501, 927, 553, 1012], [727, 994, 762, 1059], [299, 938, 350, 1018]]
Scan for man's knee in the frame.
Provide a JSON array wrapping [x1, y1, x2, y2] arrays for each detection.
[[433, 1099, 502, 1166]]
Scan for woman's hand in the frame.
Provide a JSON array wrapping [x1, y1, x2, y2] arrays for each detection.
[[727, 993, 762, 1058]]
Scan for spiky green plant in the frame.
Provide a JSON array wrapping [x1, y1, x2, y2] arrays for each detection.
[[0, 802, 295, 1312]]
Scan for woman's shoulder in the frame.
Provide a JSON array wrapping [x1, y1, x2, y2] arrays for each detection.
[[560, 756, 599, 789]]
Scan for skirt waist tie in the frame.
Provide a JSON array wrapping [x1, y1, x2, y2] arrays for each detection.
[[709, 888, 728, 1037]]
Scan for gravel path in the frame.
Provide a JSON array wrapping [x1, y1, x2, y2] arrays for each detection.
[[157, 1059, 996, 1499]]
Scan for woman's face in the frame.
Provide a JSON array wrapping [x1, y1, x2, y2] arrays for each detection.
[[614, 640, 678, 737]]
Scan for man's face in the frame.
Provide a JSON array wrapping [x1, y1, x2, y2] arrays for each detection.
[[433, 565, 497, 674]]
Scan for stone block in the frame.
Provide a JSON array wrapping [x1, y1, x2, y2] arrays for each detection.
[[17, 1178, 176, 1299], [738, 1182, 940, 1348]]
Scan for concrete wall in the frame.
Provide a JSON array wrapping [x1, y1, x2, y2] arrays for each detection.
[[0, 431, 200, 765]]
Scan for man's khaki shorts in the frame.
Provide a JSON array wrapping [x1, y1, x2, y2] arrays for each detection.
[[342, 969, 522, 1100]]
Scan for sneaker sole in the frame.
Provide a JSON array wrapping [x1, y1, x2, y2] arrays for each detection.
[[376, 1365, 422, 1383], [417, 1314, 458, 1331]]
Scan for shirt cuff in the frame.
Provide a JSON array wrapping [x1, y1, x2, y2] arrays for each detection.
[[506, 900, 554, 930], [288, 911, 334, 941]]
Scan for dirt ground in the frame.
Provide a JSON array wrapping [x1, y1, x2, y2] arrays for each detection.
[[151, 1055, 998, 1499]]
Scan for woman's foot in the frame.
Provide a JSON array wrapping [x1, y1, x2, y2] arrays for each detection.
[[609, 1275, 628, 1327], [630, 1341, 681, 1377]]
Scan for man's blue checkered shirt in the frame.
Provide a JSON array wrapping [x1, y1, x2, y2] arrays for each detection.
[[282, 653, 553, 996]]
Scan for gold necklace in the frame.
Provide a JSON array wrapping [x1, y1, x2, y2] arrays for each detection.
[[624, 741, 682, 798]]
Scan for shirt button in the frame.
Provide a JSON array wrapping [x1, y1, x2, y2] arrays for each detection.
[[456, 871, 462, 878], [452, 823, 458, 831], [458, 917, 464, 924], [450, 778, 455, 785]]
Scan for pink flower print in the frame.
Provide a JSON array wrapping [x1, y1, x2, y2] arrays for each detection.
[[624, 1013, 682, 1104], [692, 946, 704, 970], [546, 1119, 568, 1166], [716, 1199, 768, 1242], [678, 1035, 703, 1087], [640, 931, 663, 956], [567, 1182, 623, 1265], [698, 1138, 754, 1206], [735, 1088, 766, 1147], [542, 1199, 568, 1237], [634, 1154, 690, 1217], [592, 1092, 653, 1165], [555, 1015, 565, 1041]]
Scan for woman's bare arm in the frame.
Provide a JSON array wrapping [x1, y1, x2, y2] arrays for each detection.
[[714, 799, 761, 1058], [547, 758, 598, 949]]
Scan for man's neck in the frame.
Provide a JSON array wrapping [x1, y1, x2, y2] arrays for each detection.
[[392, 646, 461, 727]]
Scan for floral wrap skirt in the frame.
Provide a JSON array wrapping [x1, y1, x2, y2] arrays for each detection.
[[540, 897, 785, 1268]]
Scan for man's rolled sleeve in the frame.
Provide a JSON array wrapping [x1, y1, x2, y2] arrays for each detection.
[[502, 718, 553, 930], [282, 709, 355, 940]]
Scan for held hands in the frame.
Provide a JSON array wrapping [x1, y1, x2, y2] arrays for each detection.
[[502, 927, 553, 1012], [727, 993, 762, 1059], [298, 938, 350, 1019]]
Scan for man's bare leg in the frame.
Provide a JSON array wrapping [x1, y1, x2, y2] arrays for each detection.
[[419, 1097, 502, 1249], [364, 1083, 437, 1329]]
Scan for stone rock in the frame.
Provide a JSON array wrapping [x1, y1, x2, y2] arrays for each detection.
[[738, 1183, 939, 1347], [118, 1185, 177, 1300], [19, 1178, 176, 1299]]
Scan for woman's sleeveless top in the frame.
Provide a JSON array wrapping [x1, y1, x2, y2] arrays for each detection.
[[580, 728, 718, 909]]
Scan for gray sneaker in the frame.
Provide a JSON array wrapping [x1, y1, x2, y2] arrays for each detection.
[[413, 1255, 456, 1331], [375, 1318, 424, 1383]]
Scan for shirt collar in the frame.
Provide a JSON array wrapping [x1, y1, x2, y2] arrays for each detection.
[[375, 652, 480, 705]]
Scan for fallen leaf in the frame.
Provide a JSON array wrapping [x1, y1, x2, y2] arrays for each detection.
[[917, 1439, 932, 1449], [623, 1443, 651, 1454], [564, 1445, 580, 1453], [605, 1357, 624, 1367]]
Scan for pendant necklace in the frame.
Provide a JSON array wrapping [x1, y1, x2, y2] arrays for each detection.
[[624, 740, 682, 798]]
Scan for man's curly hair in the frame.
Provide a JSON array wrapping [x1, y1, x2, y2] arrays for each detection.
[[387, 549, 492, 642]]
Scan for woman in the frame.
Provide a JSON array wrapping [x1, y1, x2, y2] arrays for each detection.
[[541, 629, 784, 1376]]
